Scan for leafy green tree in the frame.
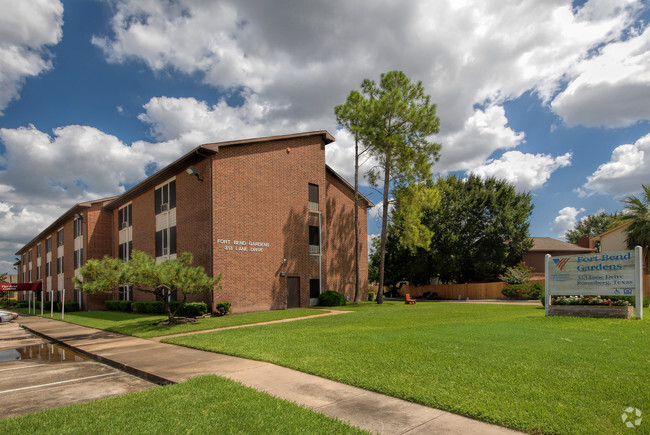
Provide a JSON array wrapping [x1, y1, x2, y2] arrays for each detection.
[[372, 175, 534, 284], [424, 175, 533, 283], [348, 71, 441, 303], [76, 250, 221, 324], [622, 184, 650, 270], [564, 211, 622, 244]]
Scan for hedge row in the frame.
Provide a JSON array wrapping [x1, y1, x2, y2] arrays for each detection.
[[501, 282, 543, 300], [105, 300, 208, 317]]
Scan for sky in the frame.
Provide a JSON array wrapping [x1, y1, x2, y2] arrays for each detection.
[[0, 0, 649, 275]]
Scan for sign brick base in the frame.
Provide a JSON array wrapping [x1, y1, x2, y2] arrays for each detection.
[[548, 305, 634, 319]]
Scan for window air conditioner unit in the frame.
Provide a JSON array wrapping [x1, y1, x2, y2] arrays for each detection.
[[162, 247, 169, 256], [161, 203, 169, 212], [122, 221, 129, 228]]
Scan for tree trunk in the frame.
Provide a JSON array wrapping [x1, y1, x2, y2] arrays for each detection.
[[354, 132, 361, 302], [377, 157, 391, 304]]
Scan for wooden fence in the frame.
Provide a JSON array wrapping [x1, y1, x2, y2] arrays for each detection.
[[370, 274, 650, 300]]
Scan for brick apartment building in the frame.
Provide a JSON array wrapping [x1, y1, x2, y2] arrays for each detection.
[[15, 131, 373, 313]]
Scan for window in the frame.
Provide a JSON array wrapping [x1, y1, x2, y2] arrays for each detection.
[[73, 249, 83, 270], [57, 256, 64, 274], [74, 289, 83, 305], [74, 217, 83, 238], [36, 265, 41, 280], [118, 285, 133, 301], [37, 245, 41, 258], [155, 180, 176, 215], [28, 251, 32, 262], [118, 241, 132, 261], [156, 288, 177, 302], [46, 261, 52, 277], [46, 237, 52, 253], [57, 228, 64, 247], [155, 226, 177, 257], [308, 225, 320, 254], [308, 183, 319, 210], [310, 279, 320, 298], [118, 204, 132, 230], [22, 254, 26, 263], [309, 226, 320, 246]]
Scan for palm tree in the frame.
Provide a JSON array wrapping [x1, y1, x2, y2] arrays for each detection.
[[622, 184, 650, 271]]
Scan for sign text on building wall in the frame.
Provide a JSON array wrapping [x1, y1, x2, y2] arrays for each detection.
[[216, 239, 270, 253]]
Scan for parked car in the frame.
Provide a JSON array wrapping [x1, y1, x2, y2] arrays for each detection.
[[0, 311, 18, 323]]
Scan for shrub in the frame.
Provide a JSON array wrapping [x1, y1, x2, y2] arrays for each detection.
[[55, 302, 80, 312], [17, 301, 29, 308], [130, 301, 148, 313], [368, 291, 376, 302], [105, 300, 132, 312], [498, 262, 533, 285], [178, 302, 208, 317], [421, 291, 438, 300], [318, 290, 346, 306], [215, 302, 231, 316], [501, 282, 543, 300]]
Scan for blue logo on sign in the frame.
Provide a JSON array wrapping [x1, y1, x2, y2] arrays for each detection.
[[624, 289, 633, 295]]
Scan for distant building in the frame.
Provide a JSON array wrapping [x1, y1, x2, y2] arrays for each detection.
[[522, 237, 595, 274], [15, 131, 373, 312], [591, 222, 632, 253]]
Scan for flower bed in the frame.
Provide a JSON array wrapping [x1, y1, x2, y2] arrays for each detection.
[[548, 305, 634, 319], [548, 295, 634, 319]]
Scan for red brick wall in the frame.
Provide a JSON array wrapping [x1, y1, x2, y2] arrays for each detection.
[[325, 172, 369, 302], [211, 136, 327, 313], [176, 157, 212, 306], [87, 203, 113, 260], [111, 159, 214, 306]]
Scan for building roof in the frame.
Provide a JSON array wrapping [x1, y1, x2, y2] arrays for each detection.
[[528, 237, 595, 253], [16, 131, 366, 256], [591, 221, 632, 241], [15, 196, 118, 255], [105, 130, 335, 210]]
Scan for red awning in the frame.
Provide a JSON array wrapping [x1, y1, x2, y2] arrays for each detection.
[[0, 282, 42, 291]]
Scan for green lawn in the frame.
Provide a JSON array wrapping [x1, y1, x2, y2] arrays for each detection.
[[163, 302, 649, 434], [0, 375, 366, 434], [16, 307, 325, 338]]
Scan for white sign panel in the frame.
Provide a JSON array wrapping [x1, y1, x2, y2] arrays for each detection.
[[545, 246, 643, 319], [548, 250, 635, 296]]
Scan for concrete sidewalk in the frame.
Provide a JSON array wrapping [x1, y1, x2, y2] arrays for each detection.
[[18, 315, 521, 434]]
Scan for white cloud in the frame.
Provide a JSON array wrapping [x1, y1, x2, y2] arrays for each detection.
[[0, 0, 63, 114], [551, 25, 650, 127], [438, 105, 525, 172], [578, 133, 650, 197], [92, 0, 646, 174], [469, 151, 572, 191], [551, 206, 585, 237], [0, 122, 189, 263]]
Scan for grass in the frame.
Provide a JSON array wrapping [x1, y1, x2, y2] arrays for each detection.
[[14, 307, 325, 338], [163, 302, 649, 434], [0, 375, 366, 434]]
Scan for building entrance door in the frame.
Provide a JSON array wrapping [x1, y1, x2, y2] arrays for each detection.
[[287, 277, 300, 308]]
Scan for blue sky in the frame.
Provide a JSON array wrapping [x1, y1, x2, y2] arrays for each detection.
[[0, 0, 649, 274]]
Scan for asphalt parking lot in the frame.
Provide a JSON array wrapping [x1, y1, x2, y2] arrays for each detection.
[[0, 320, 156, 420]]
